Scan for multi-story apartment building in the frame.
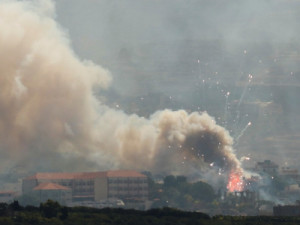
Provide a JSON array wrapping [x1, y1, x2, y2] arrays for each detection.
[[106, 171, 148, 201], [22, 170, 148, 204]]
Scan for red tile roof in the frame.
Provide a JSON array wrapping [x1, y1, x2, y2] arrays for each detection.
[[33, 183, 70, 191], [24, 172, 105, 180], [0, 191, 17, 195], [24, 170, 146, 180], [24, 173, 78, 180], [74, 172, 106, 179]]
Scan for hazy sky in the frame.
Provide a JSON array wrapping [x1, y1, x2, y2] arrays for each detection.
[[54, 0, 300, 58], [1, 0, 300, 178], [53, 0, 300, 167]]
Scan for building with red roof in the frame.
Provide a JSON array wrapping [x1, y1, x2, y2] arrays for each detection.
[[33, 183, 72, 204], [22, 170, 148, 205]]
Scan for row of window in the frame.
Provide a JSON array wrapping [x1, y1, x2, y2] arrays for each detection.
[[58, 182, 73, 187], [108, 179, 147, 184], [108, 194, 148, 198], [109, 186, 147, 191], [41, 180, 95, 187], [74, 180, 94, 185], [40, 192, 70, 197], [73, 189, 94, 194]]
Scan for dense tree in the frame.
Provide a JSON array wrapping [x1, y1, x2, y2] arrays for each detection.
[[189, 181, 215, 202], [150, 175, 217, 209], [9, 201, 22, 212], [0, 203, 8, 216], [1, 203, 300, 225], [163, 175, 177, 188], [40, 200, 61, 218], [59, 206, 69, 220], [16, 194, 40, 207]]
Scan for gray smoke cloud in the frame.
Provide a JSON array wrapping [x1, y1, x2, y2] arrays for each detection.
[[0, 0, 242, 177]]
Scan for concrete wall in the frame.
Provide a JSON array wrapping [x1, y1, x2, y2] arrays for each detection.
[[33, 189, 72, 205], [107, 177, 148, 200], [94, 177, 108, 201]]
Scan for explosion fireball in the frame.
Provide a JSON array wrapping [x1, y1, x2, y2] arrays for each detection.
[[227, 170, 244, 192]]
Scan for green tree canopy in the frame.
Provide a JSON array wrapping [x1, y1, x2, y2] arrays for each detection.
[[189, 181, 215, 202], [40, 200, 61, 218]]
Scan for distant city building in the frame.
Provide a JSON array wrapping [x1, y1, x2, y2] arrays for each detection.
[[22, 170, 148, 206], [280, 167, 300, 182], [224, 190, 258, 205], [0, 191, 17, 203], [255, 160, 279, 175]]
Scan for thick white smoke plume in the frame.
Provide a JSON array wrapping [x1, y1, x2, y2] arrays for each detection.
[[0, 0, 241, 175]]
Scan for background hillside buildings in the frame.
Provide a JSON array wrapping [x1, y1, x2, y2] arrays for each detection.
[[255, 160, 279, 175], [1, 160, 300, 215]]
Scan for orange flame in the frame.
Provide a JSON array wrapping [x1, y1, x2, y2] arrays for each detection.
[[227, 170, 244, 192]]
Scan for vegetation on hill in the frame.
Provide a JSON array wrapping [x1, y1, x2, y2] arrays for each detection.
[[0, 200, 300, 225], [148, 174, 216, 210]]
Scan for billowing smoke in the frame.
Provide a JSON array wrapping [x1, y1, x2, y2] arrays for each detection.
[[0, 0, 241, 177]]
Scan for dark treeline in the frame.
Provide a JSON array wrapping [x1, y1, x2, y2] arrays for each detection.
[[1, 200, 300, 225], [147, 174, 216, 210]]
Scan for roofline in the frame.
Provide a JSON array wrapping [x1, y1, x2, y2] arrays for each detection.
[[23, 170, 147, 180]]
